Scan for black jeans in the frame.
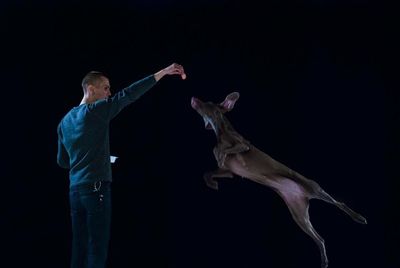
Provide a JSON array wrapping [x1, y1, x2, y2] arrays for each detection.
[[69, 181, 112, 268]]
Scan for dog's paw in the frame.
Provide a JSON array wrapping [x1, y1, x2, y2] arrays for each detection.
[[208, 182, 219, 190], [216, 156, 226, 168], [204, 178, 219, 190], [217, 162, 226, 169]]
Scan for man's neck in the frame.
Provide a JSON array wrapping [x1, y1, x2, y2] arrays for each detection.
[[80, 96, 93, 105]]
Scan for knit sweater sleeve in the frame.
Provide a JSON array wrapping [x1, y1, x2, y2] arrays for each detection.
[[88, 75, 157, 122]]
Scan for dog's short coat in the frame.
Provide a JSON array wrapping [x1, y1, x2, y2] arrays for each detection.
[[191, 92, 367, 268]]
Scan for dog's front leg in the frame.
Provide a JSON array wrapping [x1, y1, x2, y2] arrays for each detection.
[[224, 143, 250, 154], [213, 147, 226, 168], [214, 143, 249, 168], [204, 168, 234, 190]]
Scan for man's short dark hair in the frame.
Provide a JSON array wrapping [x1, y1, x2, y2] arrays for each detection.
[[81, 71, 107, 93]]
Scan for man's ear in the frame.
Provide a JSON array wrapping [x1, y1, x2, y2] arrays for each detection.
[[87, 85, 96, 97], [219, 92, 240, 112]]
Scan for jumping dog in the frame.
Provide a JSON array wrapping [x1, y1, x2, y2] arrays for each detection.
[[191, 92, 367, 268]]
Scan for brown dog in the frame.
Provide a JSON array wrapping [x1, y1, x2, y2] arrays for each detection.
[[191, 92, 367, 268]]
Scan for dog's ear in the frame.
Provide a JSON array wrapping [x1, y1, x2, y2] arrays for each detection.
[[220, 92, 240, 112]]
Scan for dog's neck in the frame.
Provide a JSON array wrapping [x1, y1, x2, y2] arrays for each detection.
[[210, 114, 243, 145]]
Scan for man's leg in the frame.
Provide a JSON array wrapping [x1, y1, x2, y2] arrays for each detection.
[[70, 190, 88, 268], [83, 182, 112, 268]]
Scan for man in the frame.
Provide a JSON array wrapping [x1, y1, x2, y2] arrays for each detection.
[[57, 63, 186, 268]]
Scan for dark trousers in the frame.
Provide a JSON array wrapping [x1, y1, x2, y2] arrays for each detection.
[[69, 181, 112, 268]]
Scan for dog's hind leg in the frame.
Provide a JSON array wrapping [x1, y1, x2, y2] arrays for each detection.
[[276, 180, 329, 268], [286, 170, 367, 224], [315, 189, 367, 224]]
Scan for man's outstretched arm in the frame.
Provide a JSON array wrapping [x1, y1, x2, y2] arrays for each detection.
[[89, 63, 186, 121]]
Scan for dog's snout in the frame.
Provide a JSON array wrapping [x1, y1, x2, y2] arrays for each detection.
[[191, 97, 200, 109]]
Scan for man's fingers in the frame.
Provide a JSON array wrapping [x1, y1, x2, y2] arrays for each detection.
[[173, 63, 184, 71], [173, 63, 183, 69], [168, 63, 186, 79]]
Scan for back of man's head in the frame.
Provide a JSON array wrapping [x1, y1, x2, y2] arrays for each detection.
[[81, 71, 107, 93]]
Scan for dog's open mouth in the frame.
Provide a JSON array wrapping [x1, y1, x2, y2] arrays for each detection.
[[203, 118, 213, 130]]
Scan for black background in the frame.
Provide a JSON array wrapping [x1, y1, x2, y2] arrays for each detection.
[[1, 0, 398, 267]]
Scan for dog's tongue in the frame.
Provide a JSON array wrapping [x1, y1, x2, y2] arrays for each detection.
[[205, 122, 212, 129]]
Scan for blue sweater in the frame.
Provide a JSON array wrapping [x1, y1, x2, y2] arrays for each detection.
[[57, 75, 157, 188]]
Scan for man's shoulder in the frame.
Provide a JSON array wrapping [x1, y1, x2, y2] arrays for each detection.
[[86, 99, 109, 110], [59, 105, 85, 123]]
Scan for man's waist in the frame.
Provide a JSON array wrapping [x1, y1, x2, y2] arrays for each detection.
[[70, 180, 111, 192]]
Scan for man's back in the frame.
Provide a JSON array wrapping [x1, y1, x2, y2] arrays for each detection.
[[58, 104, 112, 188]]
